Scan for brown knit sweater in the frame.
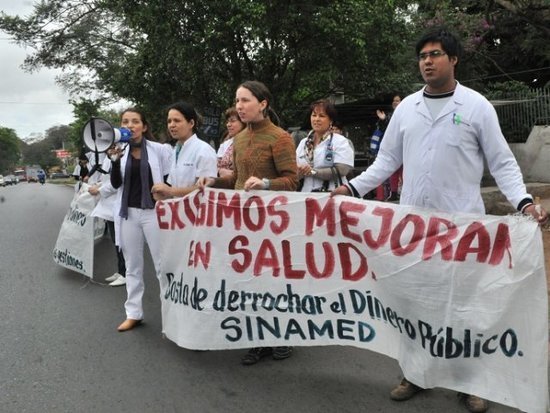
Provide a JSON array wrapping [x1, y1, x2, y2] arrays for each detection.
[[214, 118, 298, 191]]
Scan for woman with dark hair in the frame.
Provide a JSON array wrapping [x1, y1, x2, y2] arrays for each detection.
[[109, 108, 173, 332], [198, 80, 298, 364], [200, 80, 298, 192], [296, 99, 354, 192], [216, 106, 245, 178], [151, 101, 217, 200]]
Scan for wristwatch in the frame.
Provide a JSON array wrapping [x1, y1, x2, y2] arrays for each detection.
[[262, 178, 271, 190], [310, 169, 317, 176]]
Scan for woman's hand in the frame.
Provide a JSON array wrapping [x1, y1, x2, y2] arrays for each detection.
[[297, 163, 312, 178], [88, 184, 100, 196], [218, 168, 233, 178], [197, 177, 215, 189], [107, 145, 125, 162], [243, 176, 266, 191], [151, 183, 173, 201]]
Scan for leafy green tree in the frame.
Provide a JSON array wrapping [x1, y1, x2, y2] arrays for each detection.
[[20, 126, 68, 172], [0, 127, 21, 174], [411, 0, 550, 90], [0, 0, 416, 127]]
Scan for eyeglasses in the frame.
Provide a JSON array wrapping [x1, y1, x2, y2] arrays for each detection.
[[418, 50, 447, 61]]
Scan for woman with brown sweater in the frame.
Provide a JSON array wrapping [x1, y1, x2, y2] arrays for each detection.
[[201, 80, 298, 192], [199, 80, 298, 364]]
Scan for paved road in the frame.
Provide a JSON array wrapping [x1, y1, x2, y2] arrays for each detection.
[[0, 183, 523, 413]]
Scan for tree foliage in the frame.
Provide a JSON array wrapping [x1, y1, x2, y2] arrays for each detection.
[[0, 0, 416, 127], [412, 0, 550, 90], [19, 125, 72, 171], [0, 0, 548, 139], [0, 127, 21, 174]]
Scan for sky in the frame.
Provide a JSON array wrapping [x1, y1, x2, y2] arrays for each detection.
[[0, 0, 75, 140]]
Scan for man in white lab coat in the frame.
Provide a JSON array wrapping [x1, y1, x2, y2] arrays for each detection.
[[332, 27, 548, 413]]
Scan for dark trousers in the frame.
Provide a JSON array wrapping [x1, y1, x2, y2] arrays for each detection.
[[106, 220, 126, 277]]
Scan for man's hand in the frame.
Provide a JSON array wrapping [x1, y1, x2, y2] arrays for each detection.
[[331, 185, 351, 197], [523, 204, 549, 226]]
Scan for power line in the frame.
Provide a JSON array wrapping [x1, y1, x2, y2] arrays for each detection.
[[0, 101, 71, 105], [460, 66, 550, 84]]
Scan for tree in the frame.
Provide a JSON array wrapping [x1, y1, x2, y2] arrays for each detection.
[[0, 0, 416, 127], [0, 127, 21, 174], [411, 0, 550, 89], [19, 125, 72, 171]]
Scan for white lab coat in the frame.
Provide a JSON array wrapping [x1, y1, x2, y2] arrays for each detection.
[[90, 157, 117, 221], [296, 132, 354, 192], [349, 82, 530, 214], [168, 134, 218, 188]]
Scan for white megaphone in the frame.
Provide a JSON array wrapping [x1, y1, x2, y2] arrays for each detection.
[[82, 117, 132, 153]]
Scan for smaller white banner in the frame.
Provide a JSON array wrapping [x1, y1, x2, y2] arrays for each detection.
[[53, 184, 99, 277]]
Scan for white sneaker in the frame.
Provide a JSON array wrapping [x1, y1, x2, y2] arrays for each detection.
[[105, 272, 123, 282], [109, 275, 126, 287]]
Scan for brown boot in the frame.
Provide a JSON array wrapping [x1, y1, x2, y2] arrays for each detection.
[[458, 393, 489, 413], [390, 378, 423, 401]]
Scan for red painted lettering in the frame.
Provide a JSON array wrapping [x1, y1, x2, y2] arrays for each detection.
[[253, 239, 280, 276], [193, 241, 211, 270], [305, 242, 335, 279], [391, 214, 425, 256], [422, 217, 458, 260], [488, 223, 512, 268], [193, 191, 207, 225], [187, 240, 195, 266], [206, 190, 216, 227], [363, 207, 394, 249], [183, 196, 196, 224], [455, 222, 490, 263], [282, 240, 306, 279], [305, 197, 336, 236], [243, 196, 266, 232], [338, 242, 367, 281], [228, 235, 252, 273], [267, 196, 289, 235], [156, 201, 169, 230], [168, 200, 185, 229], [339, 201, 366, 242], [215, 192, 242, 230]]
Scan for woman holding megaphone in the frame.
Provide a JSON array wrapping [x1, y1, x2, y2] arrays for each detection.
[[109, 108, 172, 332]]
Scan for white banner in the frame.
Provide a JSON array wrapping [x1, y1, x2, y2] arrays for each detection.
[[53, 184, 99, 277], [157, 189, 548, 413]]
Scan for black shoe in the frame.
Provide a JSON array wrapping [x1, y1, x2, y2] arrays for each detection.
[[272, 346, 293, 360], [386, 192, 400, 202], [241, 347, 273, 365]]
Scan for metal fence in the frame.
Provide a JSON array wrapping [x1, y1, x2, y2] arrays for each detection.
[[492, 88, 550, 143]]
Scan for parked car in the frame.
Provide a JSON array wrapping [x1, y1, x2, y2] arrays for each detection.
[[0, 175, 5, 187], [4, 175, 17, 185], [50, 172, 71, 179]]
